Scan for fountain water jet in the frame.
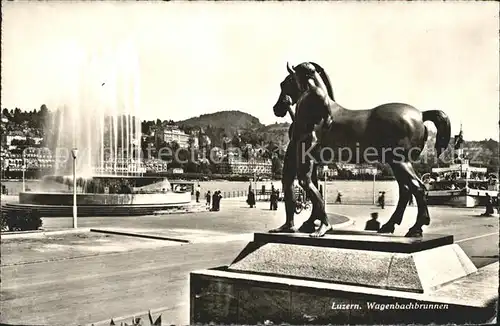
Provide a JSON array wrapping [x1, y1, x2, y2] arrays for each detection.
[[7, 45, 193, 217]]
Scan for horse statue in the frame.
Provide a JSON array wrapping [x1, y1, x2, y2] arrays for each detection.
[[270, 62, 451, 237]]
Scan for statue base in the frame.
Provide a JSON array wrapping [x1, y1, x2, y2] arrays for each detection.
[[190, 231, 497, 324]]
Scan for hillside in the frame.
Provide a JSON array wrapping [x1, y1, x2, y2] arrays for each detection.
[[176, 110, 264, 135], [255, 122, 291, 145], [176, 110, 291, 147]]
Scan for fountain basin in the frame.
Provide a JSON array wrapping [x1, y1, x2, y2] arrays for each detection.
[[5, 175, 193, 217], [19, 192, 190, 206]]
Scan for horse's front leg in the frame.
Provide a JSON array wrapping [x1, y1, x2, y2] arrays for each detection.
[[269, 142, 297, 233], [296, 139, 331, 237]]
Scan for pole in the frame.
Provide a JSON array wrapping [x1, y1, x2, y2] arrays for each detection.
[[254, 168, 257, 199], [372, 169, 376, 205], [73, 156, 77, 228], [22, 156, 26, 192]]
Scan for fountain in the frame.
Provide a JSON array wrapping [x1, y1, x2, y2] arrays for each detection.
[[6, 45, 192, 217]]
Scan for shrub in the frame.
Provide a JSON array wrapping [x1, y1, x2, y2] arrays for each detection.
[[5, 209, 42, 231], [92, 310, 161, 326]]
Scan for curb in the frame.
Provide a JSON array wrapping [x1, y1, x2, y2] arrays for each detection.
[[330, 214, 355, 230], [90, 228, 190, 243], [153, 206, 208, 215]]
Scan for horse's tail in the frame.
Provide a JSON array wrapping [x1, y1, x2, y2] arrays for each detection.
[[422, 110, 451, 158]]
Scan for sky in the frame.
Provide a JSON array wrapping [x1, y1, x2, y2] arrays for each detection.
[[2, 1, 499, 141]]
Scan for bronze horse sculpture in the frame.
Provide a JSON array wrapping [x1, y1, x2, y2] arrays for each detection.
[[270, 62, 451, 237]]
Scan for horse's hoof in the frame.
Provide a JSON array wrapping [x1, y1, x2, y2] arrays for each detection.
[[405, 228, 423, 237], [378, 224, 395, 234]]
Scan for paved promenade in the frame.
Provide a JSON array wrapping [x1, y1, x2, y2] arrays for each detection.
[[1, 200, 498, 325]]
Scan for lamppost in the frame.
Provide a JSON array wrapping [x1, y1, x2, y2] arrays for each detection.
[[22, 149, 26, 192], [372, 167, 377, 205], [253, 167, 257, 198], [71, 148, 78, 228]]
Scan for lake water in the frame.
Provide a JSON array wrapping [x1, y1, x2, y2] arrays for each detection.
[[1, 179, 399, 205]]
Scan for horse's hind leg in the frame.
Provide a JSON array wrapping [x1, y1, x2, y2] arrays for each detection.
[[379, 162, 411, 234]]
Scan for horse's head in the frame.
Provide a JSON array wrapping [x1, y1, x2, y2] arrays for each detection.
[[273, 62, 335, 118], [273, 63, 301, 118]]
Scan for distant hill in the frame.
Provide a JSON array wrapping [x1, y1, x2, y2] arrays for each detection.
[[176, 110, 264, 135], [176, 110, 291, 147]]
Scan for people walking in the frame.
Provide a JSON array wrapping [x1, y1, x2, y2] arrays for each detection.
[[378, 191, 385, 209], [335, 192, 342, 204]]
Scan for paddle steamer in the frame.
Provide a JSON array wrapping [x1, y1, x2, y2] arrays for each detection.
[[423, 128, 498, 207]]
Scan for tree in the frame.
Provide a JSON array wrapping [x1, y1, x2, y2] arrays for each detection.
[[2, 108, 11, 119], [13, 108, 23, 125]]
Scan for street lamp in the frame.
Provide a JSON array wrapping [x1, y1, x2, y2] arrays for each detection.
[[22, 149, 26, 192], [253, 167, 257, 198], [71, 148, 78, 228]]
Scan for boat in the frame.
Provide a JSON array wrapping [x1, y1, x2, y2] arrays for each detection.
[[423, 127, 498, 207]]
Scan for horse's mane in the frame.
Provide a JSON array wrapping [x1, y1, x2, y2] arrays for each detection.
[[309, 62, 335, 101]]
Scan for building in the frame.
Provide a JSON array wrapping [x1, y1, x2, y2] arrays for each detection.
[[218, 157, 272, 176], [337, 163, 379, 175], [154, 125, 191, 148]]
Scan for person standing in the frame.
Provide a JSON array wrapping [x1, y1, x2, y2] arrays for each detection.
[[496, 193, 500, 215], [206, 190, 211, 209], [270, 189, 276, 210], [211, 191, 217, 211], [215, 190, 223, 211], [272, 189, 278, 210], [247, 189, 256, 208], [195, 183, 201, 203], [481, 193, 494, 216]]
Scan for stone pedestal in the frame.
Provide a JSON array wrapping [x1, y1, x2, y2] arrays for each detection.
[[190, 231, 497, 324]]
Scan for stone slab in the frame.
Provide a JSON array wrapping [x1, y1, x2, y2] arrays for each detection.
[[190, 263, 498, 325], [254, 231, 454, 253], [228, 240, 477, 293]]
